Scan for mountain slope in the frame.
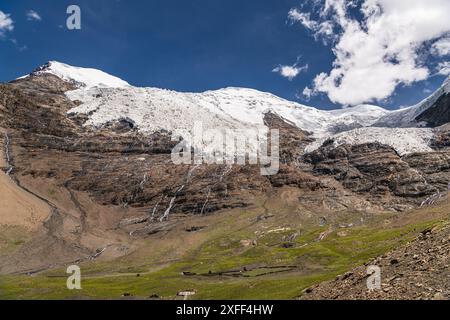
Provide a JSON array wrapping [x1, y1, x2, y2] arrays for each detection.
[[1, 61, 449, 277], [374, 77, 450, 128], [301, 209, 450, 300]]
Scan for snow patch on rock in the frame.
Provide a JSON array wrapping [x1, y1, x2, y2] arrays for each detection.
[[305, 127, 435, 156]]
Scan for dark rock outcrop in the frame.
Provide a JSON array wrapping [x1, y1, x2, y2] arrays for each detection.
[[303, 142, 449, 207], [416, 92, 450, 127]]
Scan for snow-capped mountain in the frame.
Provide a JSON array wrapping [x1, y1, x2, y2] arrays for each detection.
[[374, 76, 450, 128], [3, 61, 450, 280], [20, 61, 450, 155], [25, 61, 130, 89]]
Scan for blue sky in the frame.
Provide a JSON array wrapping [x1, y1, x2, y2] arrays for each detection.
[[0, 0, 449, 110]]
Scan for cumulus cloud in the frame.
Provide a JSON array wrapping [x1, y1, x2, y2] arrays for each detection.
[[302, 86, 313, 99], [289, 0, 450, 106], [0, 10, 14, 36], [437, 61, 450, 76], [432, 37, 450, 56], [273, 63, 308, 81], [27, 10, 42, 21]]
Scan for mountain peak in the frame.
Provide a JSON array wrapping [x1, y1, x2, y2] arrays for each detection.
[[27, 61, 130, 89]]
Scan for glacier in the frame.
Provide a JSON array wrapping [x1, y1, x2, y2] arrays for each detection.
[[20, 61, 450, 156]]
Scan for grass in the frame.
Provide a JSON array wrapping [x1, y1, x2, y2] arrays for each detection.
[[1, 190, 448, 300], [0, 217, 444, 300], [0, 225, 29, 255]]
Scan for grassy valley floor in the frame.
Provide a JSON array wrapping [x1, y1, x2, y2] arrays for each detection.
[[1, 189, 448, 300]]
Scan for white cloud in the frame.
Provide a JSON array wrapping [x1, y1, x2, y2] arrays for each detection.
[[289, 0, 450, 106], [437, 61, 450, 76], [432, 37, 450, 56], [273, 63, 308, 81], [288, 8, 335, 43], [27, 10, 42, 21], [0, 11, 14, 36], [302, 86, 314, 99]]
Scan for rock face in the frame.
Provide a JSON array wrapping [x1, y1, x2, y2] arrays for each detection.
[[0, 68, 449, 274], [263, 111, 314, 163], [303, 142, 450, 208], [300, 222, 450, 300], [431, 124, 450, 149], [416, 92, 450, 127]]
